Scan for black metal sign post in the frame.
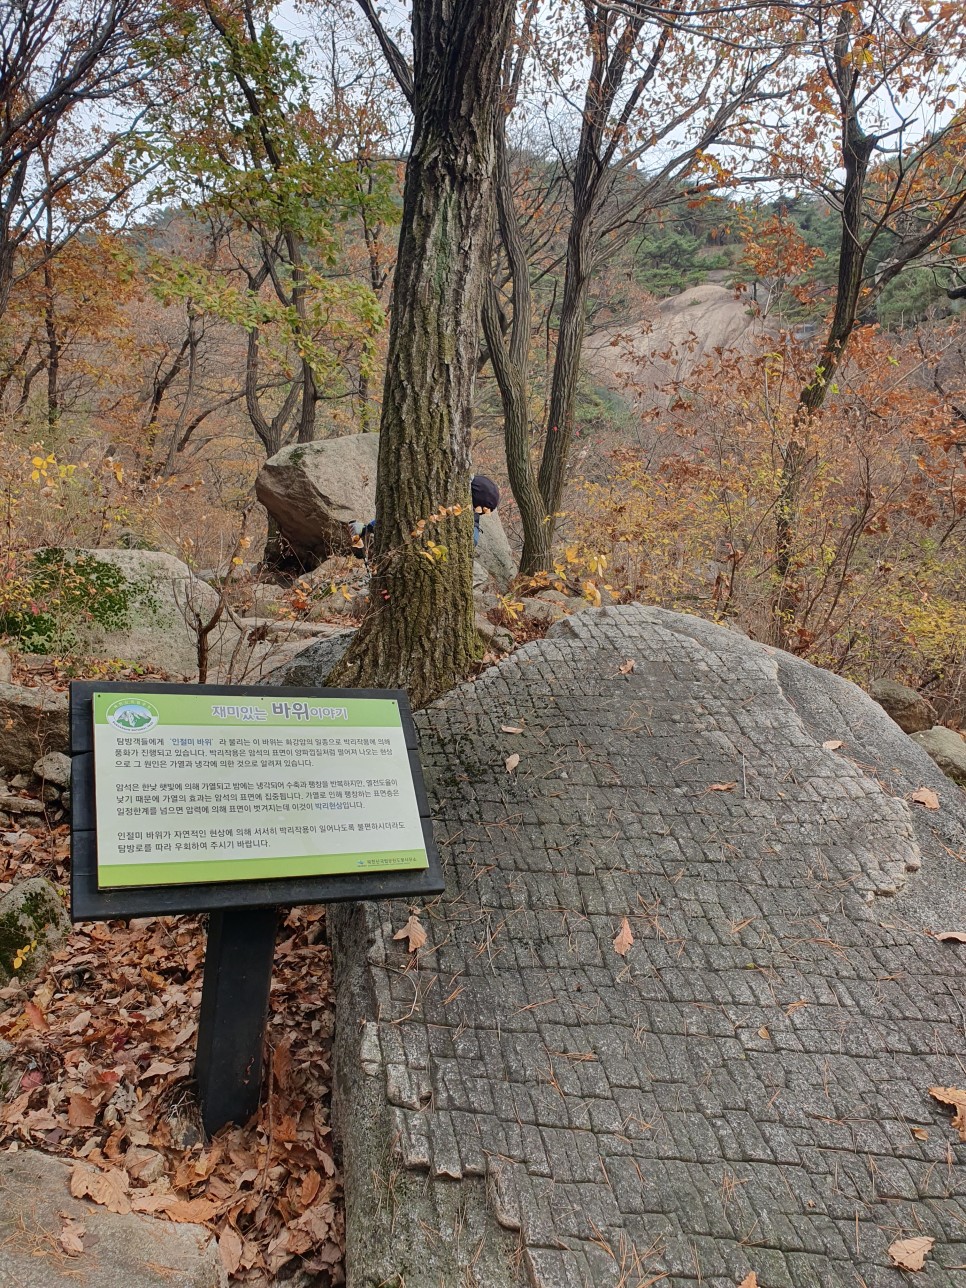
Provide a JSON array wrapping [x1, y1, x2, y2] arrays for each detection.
[[195, 907, 279, 1136], [69, 681, 445, 1138]]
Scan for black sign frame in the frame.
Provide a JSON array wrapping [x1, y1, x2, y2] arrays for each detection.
[[69, 679, 446, 922]]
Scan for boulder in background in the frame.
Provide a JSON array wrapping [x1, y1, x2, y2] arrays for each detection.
[[256, 434, 517, 589], [870, 678, 936, 734]]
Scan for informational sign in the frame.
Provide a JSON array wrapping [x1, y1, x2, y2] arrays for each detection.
[[91, 689, 429, 889]]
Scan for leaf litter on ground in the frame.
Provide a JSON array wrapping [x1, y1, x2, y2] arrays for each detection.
[[0, 819, 344, 1284]]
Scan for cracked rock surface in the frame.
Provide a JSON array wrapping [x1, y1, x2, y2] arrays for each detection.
[[332, 605, 966, 1288]]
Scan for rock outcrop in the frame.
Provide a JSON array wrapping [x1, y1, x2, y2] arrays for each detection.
[[332, 605, 966, 1288]]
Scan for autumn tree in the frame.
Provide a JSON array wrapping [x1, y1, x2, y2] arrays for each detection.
[[0, 0, 150, 318], [146, 0, 391, 562], [772, 0, 966, 640], [328, 0, 515, 704], [484, 0, 795, 573]]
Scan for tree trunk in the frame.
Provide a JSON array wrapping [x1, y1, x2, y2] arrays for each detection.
[[329, 0, 514, 706], [773, 16, 874, 645], [484, 127, 548, 577]]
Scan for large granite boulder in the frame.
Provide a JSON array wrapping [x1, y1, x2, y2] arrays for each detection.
[[256, 434, 517, 588], [332, 606, 966, 1288], [16, 549, 245, 679], [0, 681, 69, 774], [870, 678, 937, 734], [255, 435, 380, 560]]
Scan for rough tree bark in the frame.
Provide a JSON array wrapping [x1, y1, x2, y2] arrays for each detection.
[[328, 0, 515, 706]]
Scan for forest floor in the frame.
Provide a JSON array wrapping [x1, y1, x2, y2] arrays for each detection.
[[0, 675, 344, 1284]]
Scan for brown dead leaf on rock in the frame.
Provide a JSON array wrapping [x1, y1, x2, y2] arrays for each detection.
[[393, 912, 427, 953], [59, 1217, 86, 1256], [929, 1086, 966, 1141], [618, 658, 636, 675], [910, 1126, 929, 1140], [737, 1274, 759, 1288], [822, 739, 844, 750], [709, 782, 737, 793], [613, 917, 634, 957], [888, 1235, 934, 1271], [910, 787, 940, 809], [69, 1162, 131, 1215], [505, 752, 521, 773], [936, 931, 966, 943], [501, 724, 524, 734]]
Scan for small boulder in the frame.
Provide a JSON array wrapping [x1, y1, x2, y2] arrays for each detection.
[[0, 794, 45, 815], [33, 751, 71, 788], [0, 876, 71, 985], [0, 681, 69, 774], [256, 434, 380, 560], [910, 725, 966, 785], [256, 433, 518, 588], [262, 630, 356, 687], [870, 679, 936, 734], [0, 1149, 225, 1288]]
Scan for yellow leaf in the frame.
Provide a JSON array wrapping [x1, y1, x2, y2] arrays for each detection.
[[613, 917, 634, 957], [887, 1236, 934, 1271], [393, 913, 427, 953]]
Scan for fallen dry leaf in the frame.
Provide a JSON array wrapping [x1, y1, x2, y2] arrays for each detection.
[[393, 913, 427, 953], [911, 1127, 929, 1141], [936, 931, 966, 943], [501, 724, 523, 734], [129, 1193, 218, 1223], [784, 999, 809, 1016], [67, 1093, 97, 1128], [613, 917, 634, 957], [709, 782, 737, 792], [757, 1026, 770, 1039], [910, 787, 940, 810], [929, 1086, 966, 1141], [66, 1009, 91, 1035], [505, 752, 520, 773], [737, 1274, 759, 1288], [888, 1235, 934, 1271], [23, 1001, 48, 1032], [218, 1228, 244, 1276], [822, 739, 844, 750], [69, 1162, 131, 1215], [618, 658, 636, 674], [58, 1217, 86, 1256]]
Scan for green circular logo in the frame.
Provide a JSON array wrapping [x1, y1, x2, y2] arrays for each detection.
[[105, 699, 160, 732]]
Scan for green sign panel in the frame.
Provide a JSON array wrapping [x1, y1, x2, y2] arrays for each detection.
[[92, 690, 429, 889]]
